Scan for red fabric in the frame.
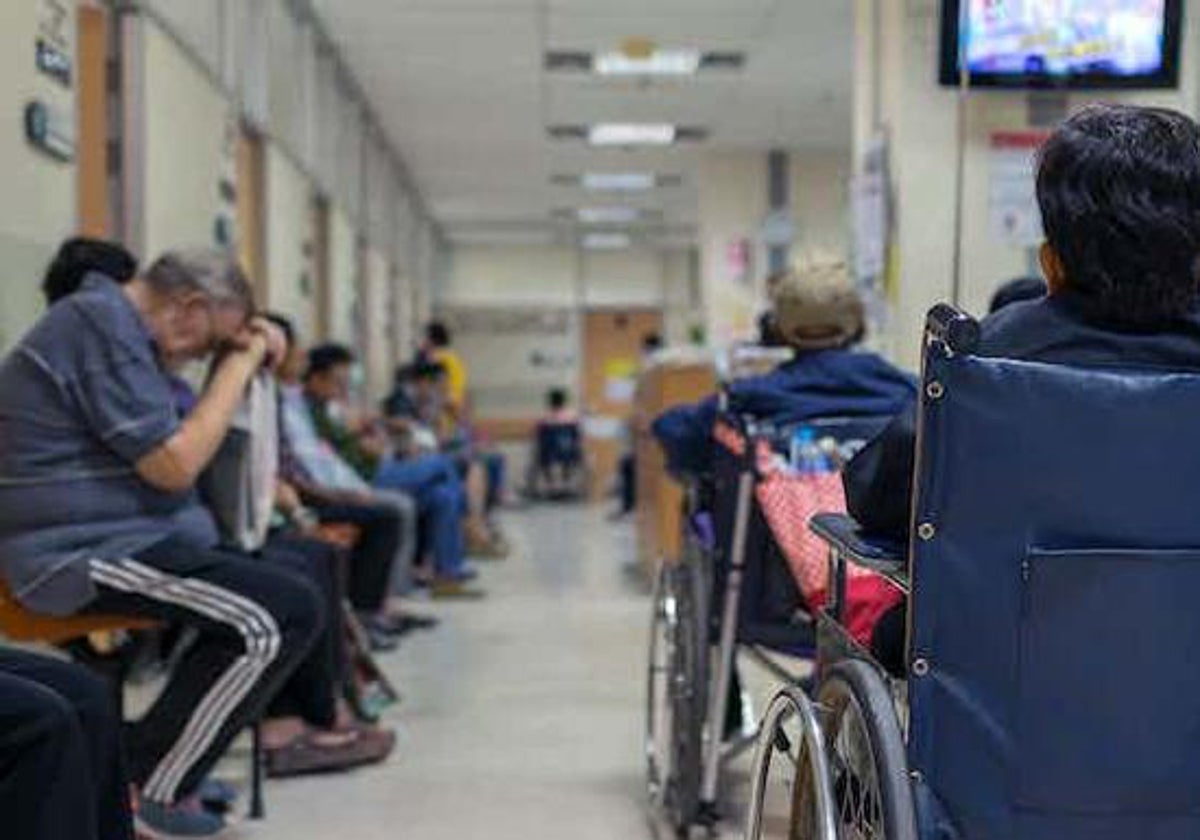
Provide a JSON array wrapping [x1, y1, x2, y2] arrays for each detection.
[[754, 443, 902, 646]]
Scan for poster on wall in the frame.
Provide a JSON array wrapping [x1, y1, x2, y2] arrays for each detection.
[[989, 131, 1049, 247]]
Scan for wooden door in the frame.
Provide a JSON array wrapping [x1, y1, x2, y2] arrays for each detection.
[[581, 308, 663, 500], [76, 4, 109, 236]]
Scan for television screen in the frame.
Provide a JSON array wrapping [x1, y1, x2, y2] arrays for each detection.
[[940, 0, 1183, 89]]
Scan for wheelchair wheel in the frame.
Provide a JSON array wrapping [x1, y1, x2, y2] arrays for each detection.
[[811, 660, 916, 840], [645, 557, 709, 836], [744, 686, 838, 840]]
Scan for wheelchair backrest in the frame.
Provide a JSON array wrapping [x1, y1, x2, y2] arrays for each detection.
[[535, 422, 582, 466], [908, 306, 1200, 839]]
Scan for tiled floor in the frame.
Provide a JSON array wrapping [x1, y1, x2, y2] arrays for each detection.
[[246, 504, 698, 839]]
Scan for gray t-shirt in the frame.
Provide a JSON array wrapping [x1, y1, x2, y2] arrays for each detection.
[[0, 274, 183, 614]]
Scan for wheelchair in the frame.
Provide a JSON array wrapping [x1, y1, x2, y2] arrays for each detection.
[[746, 304, 1200, 840], [524, 421, 590, 501], [645, 391, 888, 837]]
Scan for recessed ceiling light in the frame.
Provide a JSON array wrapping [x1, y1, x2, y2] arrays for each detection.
[[595, 48, 701, 77], [582, 232, 633, 250], [589, 122, 676, 147], [581, 173, 656, 191], [578, 206, 642, 224]]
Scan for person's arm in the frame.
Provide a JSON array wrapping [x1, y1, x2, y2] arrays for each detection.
[[136, 334, 270, 494], [843, 401, 917, 542], [651, 395, 719, 476]]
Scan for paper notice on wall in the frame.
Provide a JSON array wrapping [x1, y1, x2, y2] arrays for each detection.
[[582, 415, 624, 440], [604, 377, 637, 404], [989, 132, 1049, 247]]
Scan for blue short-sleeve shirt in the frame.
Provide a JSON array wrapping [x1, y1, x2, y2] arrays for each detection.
[[0, 274, 184, 614]]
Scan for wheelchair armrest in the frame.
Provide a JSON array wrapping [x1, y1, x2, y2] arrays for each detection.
[[809, 513, 907, 577]]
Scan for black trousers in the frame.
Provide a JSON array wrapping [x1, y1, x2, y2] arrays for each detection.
[[0, 649, 133, 840], [313, 499, 402, 612], [261, 532, 346, 727], [84, 535, 323, 805]]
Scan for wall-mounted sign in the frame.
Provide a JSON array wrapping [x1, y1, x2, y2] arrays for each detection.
[[760, 208, 795, 248], [36, 39, 72, 87], [24, 100, 75, 162], [989, 131, 1050, 247], [37, 0, 70, 51]]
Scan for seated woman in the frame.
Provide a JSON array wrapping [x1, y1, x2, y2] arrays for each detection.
[[844, 104, 1200, 672], [653, 252, 916, 474]]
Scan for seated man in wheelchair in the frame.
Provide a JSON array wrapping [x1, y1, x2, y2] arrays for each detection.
[[844, 104, 1200, 675], [653, 252, 915, 475]]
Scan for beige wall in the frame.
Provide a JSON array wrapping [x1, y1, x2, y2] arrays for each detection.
[[140, 14, 231, 259], [363, 246, 392, 399], [855, 0, 1200, 368], [696, 151, 768, 348], [792, 149, 851, 255], [327, 206, 358, 344], [264, 142, 317, 337], [445, 244, 577, 307], [0, 0, 78, 350]]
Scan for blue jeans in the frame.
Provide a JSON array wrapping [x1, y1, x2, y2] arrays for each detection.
[[373, 454, 468, 579]]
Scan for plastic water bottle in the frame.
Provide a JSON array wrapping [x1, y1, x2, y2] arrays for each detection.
[[791, 425, 832, 474]]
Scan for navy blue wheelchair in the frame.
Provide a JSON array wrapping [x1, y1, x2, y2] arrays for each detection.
[[645, 386, 889, 837], [524, 421, 590, 500], [746, 304, 1200, 840]]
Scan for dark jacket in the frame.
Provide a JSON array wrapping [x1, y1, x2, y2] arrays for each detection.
[[652, 349, 916, 475], [844, 291, 1200, 541]]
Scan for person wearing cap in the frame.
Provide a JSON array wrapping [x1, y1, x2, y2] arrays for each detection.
[[652, 253, 916, 476]]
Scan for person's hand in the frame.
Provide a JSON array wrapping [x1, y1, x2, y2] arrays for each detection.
[[229, 317, 286, 370]]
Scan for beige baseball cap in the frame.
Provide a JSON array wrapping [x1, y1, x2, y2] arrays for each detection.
[[769, 252, 865, 351]]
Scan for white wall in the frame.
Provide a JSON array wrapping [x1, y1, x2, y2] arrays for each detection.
[[580, 249, 665, 307], [264, 142, 317, 337], [139, 14, 231, 259], [0, 0, 78, 350]]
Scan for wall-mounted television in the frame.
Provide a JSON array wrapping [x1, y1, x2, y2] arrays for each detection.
[[940, 0, 1183, 90]]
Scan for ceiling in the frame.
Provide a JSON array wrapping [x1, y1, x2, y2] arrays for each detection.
[[310, 0, 854, 248]]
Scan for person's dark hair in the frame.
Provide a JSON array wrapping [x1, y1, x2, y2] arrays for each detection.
[[641, 333, 663, 353], [42, 237, 138, 304], [264, 312, 295, 351], [989, 276, 1047, 314], [1036, 104, 1200, 327], [425, 321, 451, 347], [547, 388, 568, 410], [306, 343, 355, 379]]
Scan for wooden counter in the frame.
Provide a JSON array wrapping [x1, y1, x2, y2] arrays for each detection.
[[633, 358, 716, 579]]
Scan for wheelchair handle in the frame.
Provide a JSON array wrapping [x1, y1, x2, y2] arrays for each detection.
[[926, 304, 980, 355]]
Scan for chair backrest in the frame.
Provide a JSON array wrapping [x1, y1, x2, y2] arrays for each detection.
[[908, 306, 1200, 839]]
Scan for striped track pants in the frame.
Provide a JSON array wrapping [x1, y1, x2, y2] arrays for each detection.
[[84, 536, 321, 804]]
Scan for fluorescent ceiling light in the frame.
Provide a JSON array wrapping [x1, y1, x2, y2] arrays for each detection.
[[582, 172, 656, 191], [582, 232, 632, 250], [595, 48, 701, 77], [589, 122, 676, 147], [577, 206, 642, 224]]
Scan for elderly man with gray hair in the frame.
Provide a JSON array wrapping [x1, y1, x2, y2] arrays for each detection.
[[0, 248, 322, 838]]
